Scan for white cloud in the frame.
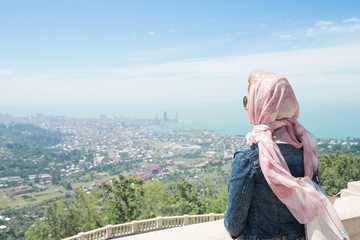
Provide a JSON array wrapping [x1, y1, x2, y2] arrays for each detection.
[[127, 57, 150, 61], [2, 44, 360, 105], [149, 31, 155, 35], [169, 29, 178, 33], [151, 47, 179, 53], [329, 26, 340, 31], [0, 69, 13, 75], [279, 34, 292, 38], [315, 21, 334, 30], [97, 44, 360, 104], [271, 33, 292, 38], [305, 28, 315, 36], [101, 44, 360, 80], [25, 74, 56, 81], [343, 17, 359, 23], [350, 25, 360, 31], [304, 19, 360, 37], [237, 31, 247, 35]]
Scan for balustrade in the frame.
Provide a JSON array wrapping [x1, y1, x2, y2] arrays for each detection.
[[63, 213, 224, 240]]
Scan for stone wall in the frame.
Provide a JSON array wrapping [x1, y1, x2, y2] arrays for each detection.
[[335, 180, 360, 239]]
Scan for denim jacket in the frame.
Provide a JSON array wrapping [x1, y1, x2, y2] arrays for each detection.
[[224, 143, 306, 240]]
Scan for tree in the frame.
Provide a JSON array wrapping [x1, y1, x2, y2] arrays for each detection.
[[51, 172, 61, 185], [170, 178, 206, 215], [206, 186, 228, 213], [25, 200, 80, 240], [63, 182, 73, 190], [75, 189, 104, 230], [34, 175, 40, 184], [319, 153, 360, 195], [25, 220, 49, 240], [46, 200, 81, 239], [25, 190, 103, 240], [102, 174, 144, 224], [141, 180, 171, 218]]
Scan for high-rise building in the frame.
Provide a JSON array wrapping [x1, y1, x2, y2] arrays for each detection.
[[163, 111, 168, 121]]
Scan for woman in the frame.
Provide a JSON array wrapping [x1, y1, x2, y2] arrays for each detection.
[[224, 71, 328, 240]]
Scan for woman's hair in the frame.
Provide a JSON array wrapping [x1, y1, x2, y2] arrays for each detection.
[[248, 69, 263, 91]]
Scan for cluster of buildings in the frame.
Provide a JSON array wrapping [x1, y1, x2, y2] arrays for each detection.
[[2, 113, 358, 203], [318, 138, 360, 152], [0, 113, 245, 188], [2, 113, 358, 188], [0, 114, 359, 235]]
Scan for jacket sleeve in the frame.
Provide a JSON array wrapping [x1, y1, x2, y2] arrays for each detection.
[[224, 150, 256, 239]]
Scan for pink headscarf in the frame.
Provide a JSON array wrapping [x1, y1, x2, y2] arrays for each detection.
[[245, 72, 327, 224]]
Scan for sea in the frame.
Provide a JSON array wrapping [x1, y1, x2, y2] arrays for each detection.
[[0, 102, 358, 139]]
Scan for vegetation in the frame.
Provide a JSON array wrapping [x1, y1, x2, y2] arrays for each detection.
[[102, 175, 144, 224], [0, 123, 62, 148], [25, 190, 103, 240], [0, 148, 351, 240], [319, 152, 360, 195], [1, 123, 360, 240], [0, 204, 45, 240], [23, 174, 227, 240]]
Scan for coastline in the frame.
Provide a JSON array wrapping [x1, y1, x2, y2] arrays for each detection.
[[0, 102, 359, 139]]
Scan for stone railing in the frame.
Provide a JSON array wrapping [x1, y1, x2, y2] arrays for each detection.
[[335, 180, 360, 240], [64, 181, 360, 240], [63, 213, 224, 240]]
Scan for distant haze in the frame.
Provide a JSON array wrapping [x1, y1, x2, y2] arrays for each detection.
[[1, 101, 358, 139], [0, 1, 359, 138]]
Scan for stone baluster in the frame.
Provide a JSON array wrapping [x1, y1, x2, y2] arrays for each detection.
[[106, 224, 112, 238], [183, 214, 189, 226], [156, 216, 163, 229], [132, 220, 138, 233], [78, 232, 85, 240]]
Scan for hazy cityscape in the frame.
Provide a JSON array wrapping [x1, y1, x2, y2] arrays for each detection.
[[0, 112, 358, 190], [0, 112, 359, 239]]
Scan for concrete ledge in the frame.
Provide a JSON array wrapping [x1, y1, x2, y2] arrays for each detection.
[[334, 196, 360, 240], [348, 181, 360, 193], [113, 219, 232, 240], [341, 189, 360, 198], [114, 198, 360, 240]]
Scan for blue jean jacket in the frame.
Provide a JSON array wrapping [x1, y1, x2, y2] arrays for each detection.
[[224, 143, 306, 240]]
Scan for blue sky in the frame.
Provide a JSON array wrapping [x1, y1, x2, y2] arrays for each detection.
[[0, 0, 360, 108]]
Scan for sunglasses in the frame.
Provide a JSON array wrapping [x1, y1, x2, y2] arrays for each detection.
[[243, 96, 248, 108]]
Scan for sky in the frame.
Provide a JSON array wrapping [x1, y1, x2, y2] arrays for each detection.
[[0, 0, 360, 133]]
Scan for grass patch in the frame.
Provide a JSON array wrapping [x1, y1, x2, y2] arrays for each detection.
[[0, 184, 68, 210]]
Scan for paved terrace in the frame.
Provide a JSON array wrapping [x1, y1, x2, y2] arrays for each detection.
[[114, 219, 230, 240], [64, 180, 360, 240]]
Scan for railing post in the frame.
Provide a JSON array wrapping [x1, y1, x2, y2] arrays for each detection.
[[209, 213, 215, 221], [106, 224, 113, 238], [183, 214, 189, 226], [78, 232, 85, 240], [156, 216, 163, 229], [132, 220, 138, 233]]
